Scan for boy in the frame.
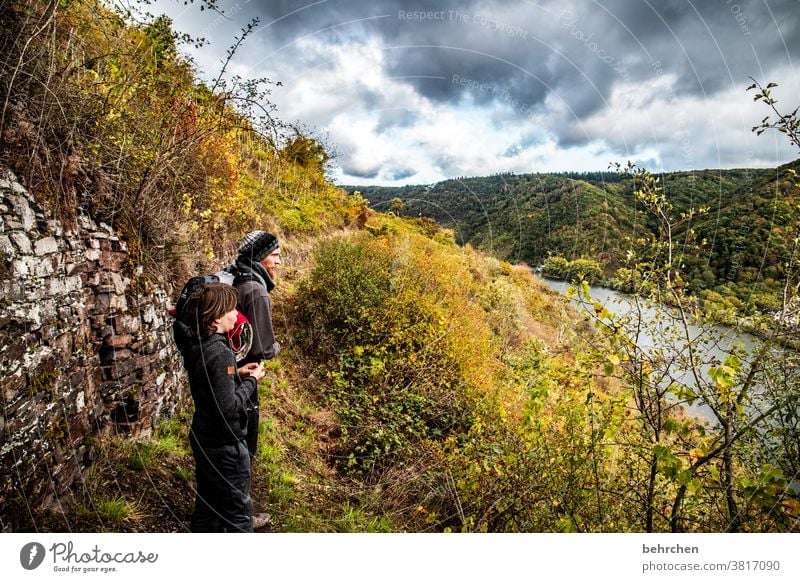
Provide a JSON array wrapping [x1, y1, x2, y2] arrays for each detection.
[[179, 282, 265, 532]]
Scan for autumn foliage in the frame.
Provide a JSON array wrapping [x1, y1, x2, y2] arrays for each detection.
[[2, 0, 797, 533]]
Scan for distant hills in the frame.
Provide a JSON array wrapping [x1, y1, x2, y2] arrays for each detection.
[[348, 161, 800, 312]]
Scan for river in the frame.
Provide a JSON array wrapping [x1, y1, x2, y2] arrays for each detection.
[[540, 278, 762, 355], [541, 276, 800, 492], [539, 278, 780, 421]]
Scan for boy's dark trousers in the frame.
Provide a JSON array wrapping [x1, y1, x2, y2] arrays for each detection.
[[190, 434, 253, 532]]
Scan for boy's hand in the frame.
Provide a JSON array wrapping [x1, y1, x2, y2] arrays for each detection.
[[238, 362, 265, 380]]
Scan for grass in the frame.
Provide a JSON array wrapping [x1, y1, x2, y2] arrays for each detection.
[[121, 417, 189, 471], [245, 355, 404, 533], [17, 428, 198, 532], [335, 503, 393, 533], [95, 497, 136, 525], [124, 437, 185, 471], [174, 466, 193, 482]]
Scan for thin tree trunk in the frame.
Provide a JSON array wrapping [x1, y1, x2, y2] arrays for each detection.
[[724, 422, 741, 531], [646, 451, 657, 532]]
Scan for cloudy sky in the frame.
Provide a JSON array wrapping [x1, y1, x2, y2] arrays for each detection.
[[152, 0, 800, 185]]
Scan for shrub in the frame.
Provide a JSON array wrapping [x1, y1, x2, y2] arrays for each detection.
[[544, 255, 603, 284], [290, 234, 488, 477], [543, 256, 570, 279]]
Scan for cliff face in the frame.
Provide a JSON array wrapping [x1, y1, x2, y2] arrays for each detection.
[[0, 170, 183, 520]]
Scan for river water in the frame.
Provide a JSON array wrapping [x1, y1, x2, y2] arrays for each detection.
[[540, 277, 799, 491], [539, 278, 774, 421], [541, 278, 761, 354]]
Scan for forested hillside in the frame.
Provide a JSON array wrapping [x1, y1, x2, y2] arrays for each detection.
[[352, 162, 798, 315], [353, 173, 638, 268], [1, 0, 797, 533], [681, 163, 800, 313]]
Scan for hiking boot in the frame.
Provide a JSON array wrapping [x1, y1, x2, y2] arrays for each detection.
[[252, 513, 271, 530]]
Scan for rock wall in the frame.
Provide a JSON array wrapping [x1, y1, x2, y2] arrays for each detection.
[[0, 170, 184, 522]]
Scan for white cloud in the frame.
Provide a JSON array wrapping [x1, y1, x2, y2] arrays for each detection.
[[573, 65, 800, 170]]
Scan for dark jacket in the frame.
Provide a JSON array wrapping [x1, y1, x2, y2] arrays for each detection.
[[180, 332, 257, 448], [230, 258, 281, 365]]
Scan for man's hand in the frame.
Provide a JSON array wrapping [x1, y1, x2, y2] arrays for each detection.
[[238, 362, 265, 381]]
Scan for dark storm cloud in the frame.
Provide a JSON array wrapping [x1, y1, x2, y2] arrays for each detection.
[[240, 0, 799, 126], [387, 166, 417, 180], [340, 162, 380, 179], [571, 0, 800, 98]]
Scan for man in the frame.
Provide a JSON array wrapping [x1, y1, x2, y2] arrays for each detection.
[[230, 230, 282, 450], [228, 231, 282, 529]]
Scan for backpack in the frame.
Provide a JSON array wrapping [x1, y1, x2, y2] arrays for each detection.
[[170, 273, 253, 362]]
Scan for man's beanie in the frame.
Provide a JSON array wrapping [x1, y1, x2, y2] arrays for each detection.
[[238, 230, 279, 261]]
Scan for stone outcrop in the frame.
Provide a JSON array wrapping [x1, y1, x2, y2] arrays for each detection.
[[0, 170, 184, 523]]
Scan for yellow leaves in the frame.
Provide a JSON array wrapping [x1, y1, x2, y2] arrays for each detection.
[[104, 107, 121, 124], [604, 353, 621, 375], [780, 498, 800, 517], [689, 447, 705, 461]]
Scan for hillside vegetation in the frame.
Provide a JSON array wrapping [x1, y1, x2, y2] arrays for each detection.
[[2, 0, 797, 532], [0, 0, 361, 288]]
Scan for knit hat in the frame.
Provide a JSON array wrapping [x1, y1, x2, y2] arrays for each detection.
[[238, 231, 279, 261]]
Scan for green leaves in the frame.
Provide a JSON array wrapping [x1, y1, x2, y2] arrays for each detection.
[[671, 383, 698, 406], [749, 78, 800, 149], [543, 256, 603, 284], [684, 476, 703, 495], [708, 355, 741, 406], [293, 234, 488, 476]]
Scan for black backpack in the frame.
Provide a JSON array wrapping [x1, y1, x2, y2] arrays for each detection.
[[174, 275, 220, 318], [170, 274, 252, 362]]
